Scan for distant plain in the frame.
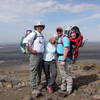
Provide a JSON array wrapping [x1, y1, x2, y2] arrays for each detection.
[[0, 42, 100, 71]]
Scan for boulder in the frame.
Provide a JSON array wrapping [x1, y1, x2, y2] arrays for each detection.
[[92, 95, 100, 100]]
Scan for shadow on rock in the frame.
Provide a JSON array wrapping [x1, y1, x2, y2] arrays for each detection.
[[30, 97, 60, 100], [73, 74, 99, 90]]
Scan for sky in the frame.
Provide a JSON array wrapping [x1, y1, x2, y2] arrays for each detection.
[[0, 0, 100, 44]]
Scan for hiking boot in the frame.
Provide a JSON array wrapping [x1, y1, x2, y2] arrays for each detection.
[[47, 87, 53, 93], [58, 90, 69, 97], [38, 84, 43, 91], [32, 89, 42, 97], [67, 89, 72, 95]]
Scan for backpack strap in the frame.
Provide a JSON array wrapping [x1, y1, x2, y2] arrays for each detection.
[[31, 31, 44, 45], [31, 31, 37, 45], [57, 35, 66, 46], [57, 35, 73, 59]]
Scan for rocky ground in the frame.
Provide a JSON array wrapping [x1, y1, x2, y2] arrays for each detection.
[[0, 43, 100, 100], [0, 63, 100, 100]]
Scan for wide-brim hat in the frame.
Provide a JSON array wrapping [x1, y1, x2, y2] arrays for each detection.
[[34, 22, 45, 30]]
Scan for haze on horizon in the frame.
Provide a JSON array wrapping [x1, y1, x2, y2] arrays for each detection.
[[0, 0, 100, 44]]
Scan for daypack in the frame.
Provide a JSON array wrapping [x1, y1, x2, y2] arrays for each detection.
[[57, 35, 73, 59], [58, 26, 84, 62], [67, 26, 84, 48], [20, 31, 37, 54]]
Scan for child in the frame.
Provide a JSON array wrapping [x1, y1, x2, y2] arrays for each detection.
[[43, 37, 57, 93], [20, 30, 32, 54]]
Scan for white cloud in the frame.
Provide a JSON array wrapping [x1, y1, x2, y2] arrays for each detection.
[[63, 13, 100, 25], [39, 2, 100, 14], [0, 0, 57, 23], [89, 13, 100, 19], [0, 0, 100, 23], [0, 13, 19, 23], [68, 4, 99, 13], [97, 24, 100, 29], [48, 2, 100, 13]]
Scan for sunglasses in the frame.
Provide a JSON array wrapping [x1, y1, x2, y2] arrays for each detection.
[[57, 29, 63, 32]]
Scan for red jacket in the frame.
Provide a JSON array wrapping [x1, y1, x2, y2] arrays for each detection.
[[69, 34, 83, 60]]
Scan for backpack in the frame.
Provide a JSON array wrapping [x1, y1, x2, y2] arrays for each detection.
[[58, 26, 84, 62], [68, 26, 83, 47], [71, 26, 81, 35], [20, 31, 37, 54], [57, 35, 72, 59], [65, 26, 81, 37]]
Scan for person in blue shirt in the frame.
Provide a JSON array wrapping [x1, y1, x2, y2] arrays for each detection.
[[56, 27, 73, 97], [43, 37, 57, 93]]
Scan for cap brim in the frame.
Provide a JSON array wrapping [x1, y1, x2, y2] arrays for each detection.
[[34, 25, 45, 30]]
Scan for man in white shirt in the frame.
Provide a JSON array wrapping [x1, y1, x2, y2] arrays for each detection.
[[23, 22, 45, 97]]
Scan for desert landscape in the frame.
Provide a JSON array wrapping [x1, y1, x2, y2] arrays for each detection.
[[0, 42, 100, 100]]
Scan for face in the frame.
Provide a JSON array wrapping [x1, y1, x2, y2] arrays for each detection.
[[50, 37, 56, 45], [36, 26, 44, 33], [71, 34, 76, 39], [56, 30, 63, 37], [26, 31, 31, 34]]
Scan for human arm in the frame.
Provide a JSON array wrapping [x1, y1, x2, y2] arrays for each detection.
[[60, 37, 70, 66], [60, 47, 69, 66], [23, 32, 38, 54]]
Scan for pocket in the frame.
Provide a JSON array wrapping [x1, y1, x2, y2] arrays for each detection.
[[29, 55, 40, 66]]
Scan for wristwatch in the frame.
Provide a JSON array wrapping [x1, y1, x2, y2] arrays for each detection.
[[62, 57, 66, 62]]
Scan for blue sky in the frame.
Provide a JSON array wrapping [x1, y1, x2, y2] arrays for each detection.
[[0, 0, 100, 44]]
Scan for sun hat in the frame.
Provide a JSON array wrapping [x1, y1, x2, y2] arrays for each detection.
[[26, 30, 32, 34], [34, 22, 45, 30]]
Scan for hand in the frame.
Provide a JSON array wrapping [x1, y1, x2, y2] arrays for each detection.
[[23, 52, 26, 54], [60, 61, 66, 66], [32, 49, 38, 54]]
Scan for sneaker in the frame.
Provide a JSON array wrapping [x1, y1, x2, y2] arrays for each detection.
[[38, 84, 43, 91], [67, 85, 72, 94], [32, 89, 42, 97], [67, 90, 72, 95], [47, 87, 53, 93]]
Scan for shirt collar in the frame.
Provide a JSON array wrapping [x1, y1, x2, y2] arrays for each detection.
[[35, 30, 41, 34]]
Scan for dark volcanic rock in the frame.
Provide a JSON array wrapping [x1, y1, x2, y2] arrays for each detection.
[[0, 76, 26, 88], [83, 64, 96, 71]]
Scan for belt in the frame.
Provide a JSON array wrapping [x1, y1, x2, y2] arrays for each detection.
[[34, 53, 42, 55], [43, 59, 56, 63], [30, 52, 42, 55], [57, 53, 63, 57]]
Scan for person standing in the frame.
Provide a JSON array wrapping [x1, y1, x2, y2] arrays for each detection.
[[43, 37, 57, 93], [23, 22, 45, 97], [56, 27, 73, 97]]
